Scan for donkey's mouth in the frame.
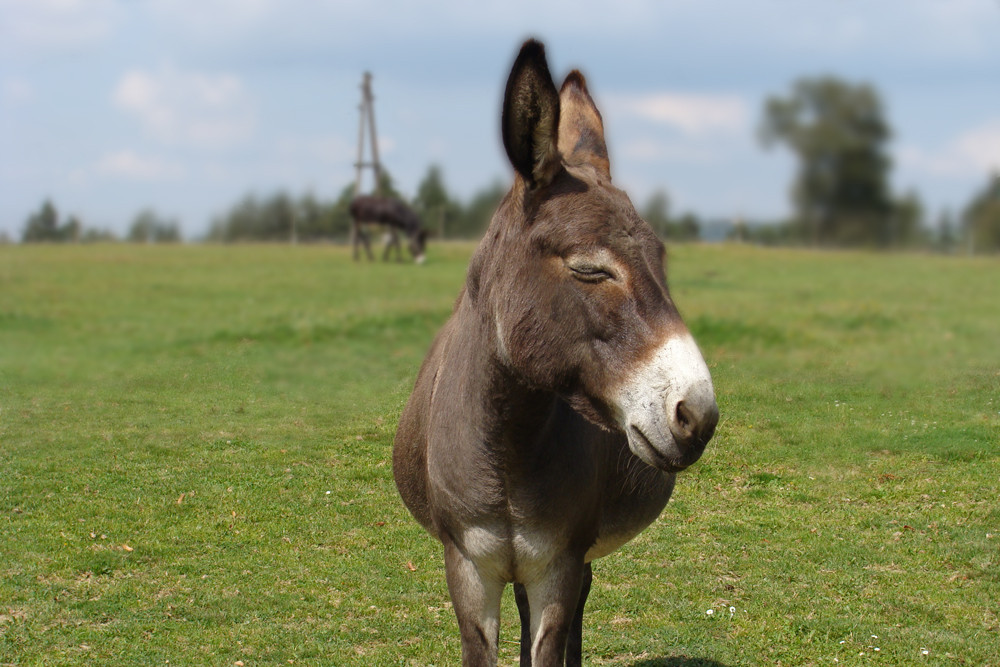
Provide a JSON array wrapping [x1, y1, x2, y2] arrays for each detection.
[[627, 425, 687, 473]]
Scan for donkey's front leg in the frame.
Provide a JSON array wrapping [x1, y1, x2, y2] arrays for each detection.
[[525, 555, 588, 666], [566, 563, 592, 667], [443, 538, 505, 667]]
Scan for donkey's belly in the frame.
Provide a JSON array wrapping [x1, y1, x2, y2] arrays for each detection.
[[586, 466, 677, 562], [453, 466, 676, 581]]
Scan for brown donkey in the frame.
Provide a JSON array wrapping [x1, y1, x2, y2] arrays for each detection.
[[349, 195, 428, 263], [394, 40, 719, 666]]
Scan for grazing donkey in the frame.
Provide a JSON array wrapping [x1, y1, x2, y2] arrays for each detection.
[[393, 40, 719, 666], [349, 195, 428, 263]]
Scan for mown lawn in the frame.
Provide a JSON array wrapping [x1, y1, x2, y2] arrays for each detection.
[[1, 242, 997, 666]]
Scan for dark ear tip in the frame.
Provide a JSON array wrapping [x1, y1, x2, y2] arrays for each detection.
[[518, 38, 546, 60], [561, 70, 588, 93]]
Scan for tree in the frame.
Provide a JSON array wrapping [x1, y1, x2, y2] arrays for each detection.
[[22, 199, 61, 242], [673, 213, 701, 242], [891, 190, 929, 249], [207, 187, 358, 243], [21, 199, 87, 242], [761, 77, 894, 247], [375, 169, 402, 201], [413, 165, 462, 238], [128, 209, 181, 243], [327, 183, 358, 240], [454, 181, 506, 239], [641, 190, 700, 242], [641, 190, 672, 239], [962, 173, 1000, 254], [935, 210, 958, 254]]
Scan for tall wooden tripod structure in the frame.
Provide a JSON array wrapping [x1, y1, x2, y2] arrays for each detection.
[[354, 72, 382, 198]]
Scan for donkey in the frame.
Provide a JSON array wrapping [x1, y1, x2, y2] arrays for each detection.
[[393, 40, 719, 666], [349, 195, 428, 263]]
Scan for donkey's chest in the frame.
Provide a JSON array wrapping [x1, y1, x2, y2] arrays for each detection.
[[431, 457, 672, 582], [459, 521, 570, 582]]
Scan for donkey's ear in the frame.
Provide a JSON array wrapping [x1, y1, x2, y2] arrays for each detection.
[[558, 71, 611, 181], [502, 40, 561, 188]]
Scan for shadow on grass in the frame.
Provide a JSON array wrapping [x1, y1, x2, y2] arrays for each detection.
[[630, 658, 729, 667]]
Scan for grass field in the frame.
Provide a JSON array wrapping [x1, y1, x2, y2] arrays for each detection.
[[1, 242, 997, 666]]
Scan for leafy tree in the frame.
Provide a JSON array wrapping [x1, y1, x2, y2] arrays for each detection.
[[62, 215, 82, 242], [413, 165, 462, 238], [374, 169, 402, 201], [21, 199, 87, 242], [208, 187, 357, 243], [761, 77, 894, 247], [22, 199, 61, 242], [128, 209, 181, 243], [642, 190, 672, 239], [454, 181, 506, 239], [891, 190, 929, 249], [729, 220, 798, 246], [641, 190, 700, 242], [327, 183, 358, 239], [673, 213, 701, 242], [262, 192, 296, 241], [962, 173, 1000, 254], [935, 210, 958, 254], [80, 228, 118, 243]]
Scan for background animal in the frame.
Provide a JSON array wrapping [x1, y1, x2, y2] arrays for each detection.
[[393, 40, 719, 666], [349, 195, 428, 263]]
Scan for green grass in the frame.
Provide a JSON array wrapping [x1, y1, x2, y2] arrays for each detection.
[[1, 242, 997, 666]]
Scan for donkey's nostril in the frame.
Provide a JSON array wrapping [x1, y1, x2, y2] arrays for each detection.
[[670, 397, 719, 450], [674, 401, 696, 437]]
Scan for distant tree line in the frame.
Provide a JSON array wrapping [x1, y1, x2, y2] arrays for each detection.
[[204, 168, 509, 243], [16, 199, 180, 244], [12, 72, 1000, 253], [754, 75, 1000, 252], [205, 166, 703, 244]]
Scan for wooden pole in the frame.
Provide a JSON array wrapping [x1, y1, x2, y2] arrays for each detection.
[[353, 72, 382, 196], [352, 71, 383, 252], [364, 74, 383, 195]]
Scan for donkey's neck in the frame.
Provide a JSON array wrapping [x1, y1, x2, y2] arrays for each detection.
[[451, 294, 561, 451]]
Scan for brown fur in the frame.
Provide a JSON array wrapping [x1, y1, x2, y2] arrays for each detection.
[[393, 40, 718, 666], [349, 195, 428, 262]]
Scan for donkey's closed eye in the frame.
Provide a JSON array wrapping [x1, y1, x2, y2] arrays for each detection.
[[566, 259, 616, 283]]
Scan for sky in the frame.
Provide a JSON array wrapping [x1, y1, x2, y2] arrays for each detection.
[[2, 0, 999, 240]]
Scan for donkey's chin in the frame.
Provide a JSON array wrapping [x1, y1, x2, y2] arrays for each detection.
[[626, 425, 699, 473]]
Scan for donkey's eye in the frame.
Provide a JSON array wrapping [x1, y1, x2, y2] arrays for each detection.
[[568, 264, 614, 283]]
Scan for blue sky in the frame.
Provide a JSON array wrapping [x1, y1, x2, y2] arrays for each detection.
[[2, 0, 999, 239]]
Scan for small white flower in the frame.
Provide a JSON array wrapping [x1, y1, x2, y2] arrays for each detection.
[[705, 609, 714, 616], [729, 606, 736, 616], [325, 491, 331, 495], [921, 648, 930, 656]]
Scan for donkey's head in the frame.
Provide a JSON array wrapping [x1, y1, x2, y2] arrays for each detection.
[[468, 40, 718, 472], [409, 228, 429, 264]]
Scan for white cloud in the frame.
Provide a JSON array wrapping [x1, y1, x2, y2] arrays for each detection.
[[0, 0, 115, 54], [112, 64, 256, 148], [610, 93, 748, 136], [618, 139, 716, 164], [900, 120, 1000, 177], [95, 150, 185, 181], [953, 121, 1000, 173]]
